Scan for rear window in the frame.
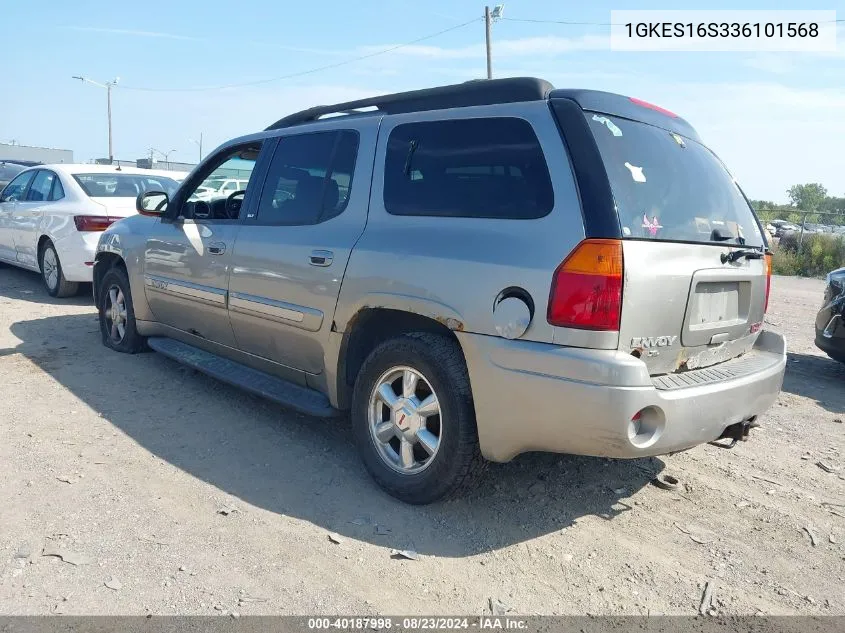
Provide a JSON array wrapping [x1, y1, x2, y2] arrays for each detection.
[[73, 173, 178, 198], [586, 113, 763, 247], [384, 117, 554, 219]]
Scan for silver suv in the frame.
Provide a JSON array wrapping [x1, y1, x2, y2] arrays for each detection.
[[93, 78, 786, 504]]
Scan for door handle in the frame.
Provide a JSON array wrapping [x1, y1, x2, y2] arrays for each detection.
[[309, 250, 334, 267], [208, 242, 226, 255]]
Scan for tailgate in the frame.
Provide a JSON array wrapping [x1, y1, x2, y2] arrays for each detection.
[[621, 240, 766, 375]]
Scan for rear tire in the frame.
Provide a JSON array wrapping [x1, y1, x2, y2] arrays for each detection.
[[351, 332, 486, 504], [98, 266, 145, 353], [39, 240, 79, 298]]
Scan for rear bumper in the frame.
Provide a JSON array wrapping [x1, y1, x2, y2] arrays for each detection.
[[53, 231, 99, 283], [457, 330, 786, 462], [815, 326, 845, 360]]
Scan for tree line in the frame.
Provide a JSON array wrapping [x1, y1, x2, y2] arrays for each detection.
[[751, 183, 845, 225]]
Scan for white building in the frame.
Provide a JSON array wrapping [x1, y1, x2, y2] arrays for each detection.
[[0, 142, 73, 164]]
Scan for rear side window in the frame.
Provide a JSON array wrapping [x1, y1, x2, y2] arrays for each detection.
[[255, 130, 359, 226], [585, 112, 764, 247], [384, 117, 554, 219], [50, 176, 65, 201], [26, 170, 56, 202]]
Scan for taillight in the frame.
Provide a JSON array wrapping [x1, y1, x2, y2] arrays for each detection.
[[629, 96, 677, 118], [74, 215, 116, 232], [548, 239, 624, 331], [764, 253, 772, 313]]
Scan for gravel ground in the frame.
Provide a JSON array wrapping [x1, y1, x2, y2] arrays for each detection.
[[0, 268, 843, 616]]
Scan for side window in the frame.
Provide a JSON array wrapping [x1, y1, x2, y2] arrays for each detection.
[[181, 142, 262, 220], [50, 176, 65, 201], [27, 170, 56, 202], [254, 130, 359, 226], [1, 170, 36, 202], [383, 117, 554, 219]]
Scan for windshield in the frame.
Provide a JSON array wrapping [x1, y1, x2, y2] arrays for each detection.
[[73, 173, 179, 198], [586, 112, 764, 248]]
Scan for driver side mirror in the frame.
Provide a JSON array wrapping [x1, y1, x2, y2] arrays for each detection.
[[137, 191, 169, 216]]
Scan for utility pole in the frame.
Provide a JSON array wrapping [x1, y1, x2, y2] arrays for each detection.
[[484, 5, 503, 79], [485, 6, 493, 79], [107, 82, 113, 163]]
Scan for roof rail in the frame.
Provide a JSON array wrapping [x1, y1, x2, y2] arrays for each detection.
[[265, 77, 554, 130]]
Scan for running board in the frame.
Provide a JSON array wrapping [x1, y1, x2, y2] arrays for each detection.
[[146, 337, 339, 418]]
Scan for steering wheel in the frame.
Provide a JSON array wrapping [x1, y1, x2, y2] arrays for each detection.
[[225, 190, 246, 219]]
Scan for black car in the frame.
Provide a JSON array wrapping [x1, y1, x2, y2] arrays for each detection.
[[815, 267, 845, 363]]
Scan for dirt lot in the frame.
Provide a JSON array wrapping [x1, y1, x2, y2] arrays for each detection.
[[0, 268, 843, 616]]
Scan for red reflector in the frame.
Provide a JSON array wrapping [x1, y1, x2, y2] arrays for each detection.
[[764, 253, 772, 313], [74, 215, 116, 232], [629, 96, 677, 118], [548, 239, 623, 331]]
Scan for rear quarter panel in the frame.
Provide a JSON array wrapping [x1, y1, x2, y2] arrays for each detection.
[[334, 102, 586, 345]]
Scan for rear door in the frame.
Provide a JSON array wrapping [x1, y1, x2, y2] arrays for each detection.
[[577, 106, 768, 376], [227, 120, 374, 374]]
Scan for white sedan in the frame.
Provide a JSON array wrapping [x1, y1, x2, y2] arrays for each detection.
[[0, 164, 178, 297]]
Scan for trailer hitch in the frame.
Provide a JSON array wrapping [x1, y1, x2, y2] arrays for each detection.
[[709, 417, 759, 449]]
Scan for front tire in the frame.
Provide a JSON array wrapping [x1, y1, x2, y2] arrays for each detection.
[[98, 266, 145, 353], [39, 240, 79, 298], [351, 332, 485, 504]]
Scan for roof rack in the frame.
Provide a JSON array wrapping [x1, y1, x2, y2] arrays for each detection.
[[265, 77, 554, 130]]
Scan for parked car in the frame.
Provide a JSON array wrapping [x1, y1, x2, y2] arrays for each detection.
[[775, 223, 799, 237], [0, 160, 40, 190], [145, 169, 189, 183], [815, 267, 845, 363], [190, 177, 251, 201], [0, 164, 178, 296], [93, 78, 786, 503]]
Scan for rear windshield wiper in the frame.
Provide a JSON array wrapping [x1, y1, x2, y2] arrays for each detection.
[[721, 249, 763, 264], [710, 227, 745, 245]]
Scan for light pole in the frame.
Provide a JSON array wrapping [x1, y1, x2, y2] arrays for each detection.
[[189, 134, 203, 163], [72, 75, 119, 164], [152, 148, 177, 170]]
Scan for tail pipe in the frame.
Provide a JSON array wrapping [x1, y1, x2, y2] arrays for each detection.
[[709, 416, 759, 450]]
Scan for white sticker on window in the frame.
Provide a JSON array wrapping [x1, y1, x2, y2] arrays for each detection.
[[592, 114, 623, 137], [625, 162, 647, 183]]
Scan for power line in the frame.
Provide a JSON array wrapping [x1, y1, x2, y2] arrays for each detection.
[[502, 17, 617, 26], [120, 17, 481, 93], [502, 16, 844, 26]]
